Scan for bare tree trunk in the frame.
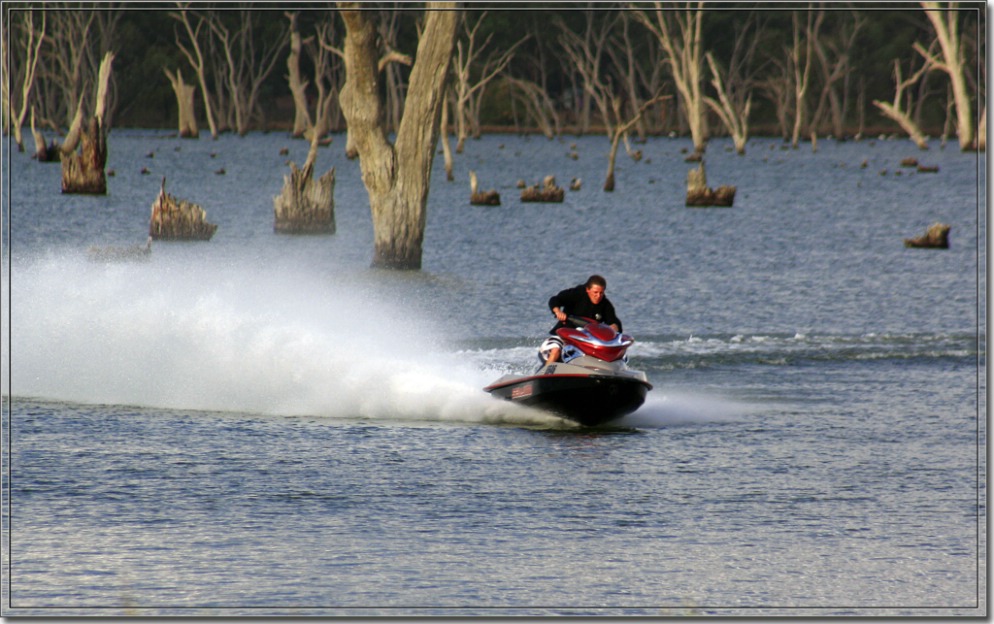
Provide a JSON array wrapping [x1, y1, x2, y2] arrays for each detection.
[[873, 57, 932, 149], [704, 52, 751, 155], [164, 67, 199, 138], [609, 13, 647, 140], [6, 10, 46, 152], [604, 95, 667, 191], [633, 2, 708, 154], [453, 11, 525, 152], [917, 2, 975, 150], [789, 10, 819, 148], [61, 52, 113, 194], [441, 88, 455, 181], [339, 3, 459, 270], [810, 10, 863, 139], [504, 74, 559, 138], [171, 5, 218, 139], [285, 11, 312, 138], [45, 10, 95, 130], [209, 10, 287, 136], [760, 59, 793, 140]]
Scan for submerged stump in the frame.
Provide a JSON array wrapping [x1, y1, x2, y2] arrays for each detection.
[[61, 53, 114, 194], [469, 171, 500, 205], [273, 162, 336, 234], [904, 223, 950, 249], [521, 175, 564, 203], [61, 117, 108, 194], [149, 178, 217, 241], [686, 161, 735, 207]]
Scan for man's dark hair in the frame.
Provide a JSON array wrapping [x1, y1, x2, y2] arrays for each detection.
[[585, 275, 607, 289]]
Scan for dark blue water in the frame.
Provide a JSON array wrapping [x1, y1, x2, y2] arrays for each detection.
[[2, 130, 986, 616]]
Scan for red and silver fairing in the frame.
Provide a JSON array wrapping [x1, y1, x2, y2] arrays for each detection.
[[557, 320, 634, 362], [484, 316, 652, 427]]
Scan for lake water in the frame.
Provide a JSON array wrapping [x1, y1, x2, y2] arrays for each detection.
[[1, 129, 986, 616]]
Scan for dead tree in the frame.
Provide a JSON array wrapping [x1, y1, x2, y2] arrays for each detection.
[[335, 12, 412, 160], [705, 52, 752, 155], [559, 12, 662, 191], [604, 94, 667, 191], [300, 19, 336, 142], [809, 10, 864, 139], [873, 55, 933, 150], [916, 2, 975, 150], [149, 177, 217, 240], [702, 11, 763, 155], [171, 5, 218, 138], [4, 10, 46, 152], [504, 74, 560, 138], [208, 10, 287, 136], [338, 3, 459, 270], [61, 52, 113, 194], [285, 11, 312, 138], [759, 58, 793, 141], [789, 10, 819, 148], [605, 12, 650, 141], [633, 2, 708, 155], [163, 67, 198, 137], [453, 11, 525, 152], [43, 10, 96, 131], [441, 87, 455, 180]]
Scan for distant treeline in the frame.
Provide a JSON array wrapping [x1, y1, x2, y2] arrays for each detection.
[[3, 3, 985, 141]]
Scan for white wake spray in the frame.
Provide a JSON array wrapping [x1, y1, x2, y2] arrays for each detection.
[[3, 251, 557, 426]]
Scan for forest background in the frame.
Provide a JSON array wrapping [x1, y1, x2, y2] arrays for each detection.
[[2, 2, 987, 152]]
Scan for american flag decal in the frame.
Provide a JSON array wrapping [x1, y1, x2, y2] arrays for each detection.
[[511, 383, 533, 399]]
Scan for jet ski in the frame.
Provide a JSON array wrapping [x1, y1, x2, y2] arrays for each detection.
[[484, 315, 652, 426]]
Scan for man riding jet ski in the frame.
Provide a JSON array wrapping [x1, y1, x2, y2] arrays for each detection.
[[540, 274, 622, 366], [485, 275, 652, 426]]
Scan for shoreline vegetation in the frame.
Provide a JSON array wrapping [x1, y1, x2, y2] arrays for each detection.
[[99, 122, 965, 143], [6, 7, 983, 153]]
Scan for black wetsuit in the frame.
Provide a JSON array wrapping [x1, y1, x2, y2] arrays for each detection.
[[548, 284, 622, 333]]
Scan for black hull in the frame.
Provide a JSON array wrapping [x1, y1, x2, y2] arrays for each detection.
[[486, 374, 650, 427]]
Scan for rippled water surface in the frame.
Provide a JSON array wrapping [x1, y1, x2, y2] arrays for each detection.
[[2, 130, 986, 616]]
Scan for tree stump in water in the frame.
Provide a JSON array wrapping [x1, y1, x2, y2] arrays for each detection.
[[61, 117, 108, 194], [904, 223, 950, 248], [521, 175, 564, 203], [149, 178, 217, 240], [686, 161, 736, 207], [273, 163, 336, 234], [61, 52, 114, 194], [469, 171, 500, 205], [273, 135, 336, 234]]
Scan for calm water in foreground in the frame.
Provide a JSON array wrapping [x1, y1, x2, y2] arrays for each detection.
[[1, 130, 986, 616]]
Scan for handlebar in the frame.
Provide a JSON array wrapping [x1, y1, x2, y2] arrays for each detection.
[[565, 314, 592, 328]]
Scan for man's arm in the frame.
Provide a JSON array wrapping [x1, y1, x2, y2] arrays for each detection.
[[548, 287, 577, 322]]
